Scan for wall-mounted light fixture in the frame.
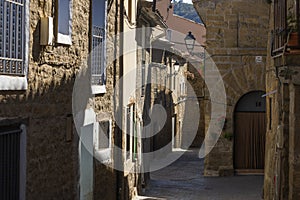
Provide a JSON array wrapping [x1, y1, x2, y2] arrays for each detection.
[[184, 31, 196, 55], [173, 61, 180, 73], [167, 59, 182, 77]]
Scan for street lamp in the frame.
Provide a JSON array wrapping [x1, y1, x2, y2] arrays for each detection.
[[184, 31, 196, 55]]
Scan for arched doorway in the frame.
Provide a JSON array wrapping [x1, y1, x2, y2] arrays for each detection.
[[234, 91, 266, 173]]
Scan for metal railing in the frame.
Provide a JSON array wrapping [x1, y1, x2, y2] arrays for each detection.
[[91, 25, 105, 85], [272, 0, 300, 55]]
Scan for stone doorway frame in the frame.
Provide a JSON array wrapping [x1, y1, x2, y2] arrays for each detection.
[[233, 90, 266, 175]]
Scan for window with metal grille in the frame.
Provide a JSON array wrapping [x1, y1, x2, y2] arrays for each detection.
[[273, 0, 300, 54], [273, 0, 287, 53], [91, 0, 107, 94], [91, 26, 105, 85], [0, 0, 26, 76]]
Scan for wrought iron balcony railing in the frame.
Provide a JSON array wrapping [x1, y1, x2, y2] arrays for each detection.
[[272, 0, 300, 56]]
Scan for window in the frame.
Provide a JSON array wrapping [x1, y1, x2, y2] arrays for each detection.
[[94, 120, 112, 162], [141, 25, 146, 96], [97, 121, 111, 149], [126, 0, 136, 23], [56, 0, 72, 45], [0, 0, 29, 90], [269, 98, 272, 130], [273, 0, 287, 53], [172, 71, 176, 91], [91, 0, 107, 94], [125, 104, 137, 161], [0, 124, 26, 200], [179, 81, 186, 96], [153, 67, 158, 94]]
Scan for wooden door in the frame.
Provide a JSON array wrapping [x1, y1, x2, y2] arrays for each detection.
[[234, 112, 266, 169]]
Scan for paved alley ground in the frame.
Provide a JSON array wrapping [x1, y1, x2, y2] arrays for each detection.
[[135, 149, 264, 200]]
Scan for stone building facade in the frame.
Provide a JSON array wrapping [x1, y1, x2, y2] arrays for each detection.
[[193, 0, 269, 176], [0, 0, 143, 199], [264, 0, 300, 199], [0, 0, 91, 199], [0, 0, 196, 199]]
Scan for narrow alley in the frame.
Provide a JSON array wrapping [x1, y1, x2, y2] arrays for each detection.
[[2, 0, 300, 199], [136, 149, 264, 200]]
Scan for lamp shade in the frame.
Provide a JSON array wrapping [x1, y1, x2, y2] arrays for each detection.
[[184, 31, 196, 54]]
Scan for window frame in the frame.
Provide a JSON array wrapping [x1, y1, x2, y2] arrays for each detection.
[[272, 0, 288, 54], [56, 0, 72, 45], [91, 0, 107, 94], [124, 103, 137, 173], [126, 0, 136, 23], [141, 25, 146, 96], [94, 119, 112, 163], [125, 105, 133, 161], [180, 81, 186, 96], [0, 124, 26, 200], [0, 0, 29, 90]]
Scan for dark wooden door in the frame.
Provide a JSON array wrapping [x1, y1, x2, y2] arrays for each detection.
[[234, 112, 266, 169]]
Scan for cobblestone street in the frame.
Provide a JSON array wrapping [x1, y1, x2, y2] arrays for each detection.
[[135, 149, 264, 200]]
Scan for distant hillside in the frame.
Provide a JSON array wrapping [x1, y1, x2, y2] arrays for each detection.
[[173, 1, 203, 24]]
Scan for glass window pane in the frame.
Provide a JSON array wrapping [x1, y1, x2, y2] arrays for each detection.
[[58, 0, 70, 35]]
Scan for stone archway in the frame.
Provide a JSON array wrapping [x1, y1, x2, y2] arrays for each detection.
[[234, 91, 266, 173]]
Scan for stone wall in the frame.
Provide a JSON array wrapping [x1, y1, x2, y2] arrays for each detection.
[[0, 0, 120, 199], [93, 0, 119, 199], [187, 63, 205, 147], [263, 1, 279, 197], [193, 0, 269, 176], [263, 0, 300, 198], [264, 34, 300, 200]]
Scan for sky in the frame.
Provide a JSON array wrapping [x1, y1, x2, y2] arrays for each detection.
[[182, 0, 193, 4], [174, 0, 193, 4]]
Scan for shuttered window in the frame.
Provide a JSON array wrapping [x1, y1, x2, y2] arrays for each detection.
[[0, 0, 26, 76]]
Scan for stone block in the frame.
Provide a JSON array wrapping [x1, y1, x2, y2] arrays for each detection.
[[218, 166, 234, 176]]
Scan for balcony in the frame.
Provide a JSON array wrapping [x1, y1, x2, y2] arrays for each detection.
[[272, 0, 300, 56]]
